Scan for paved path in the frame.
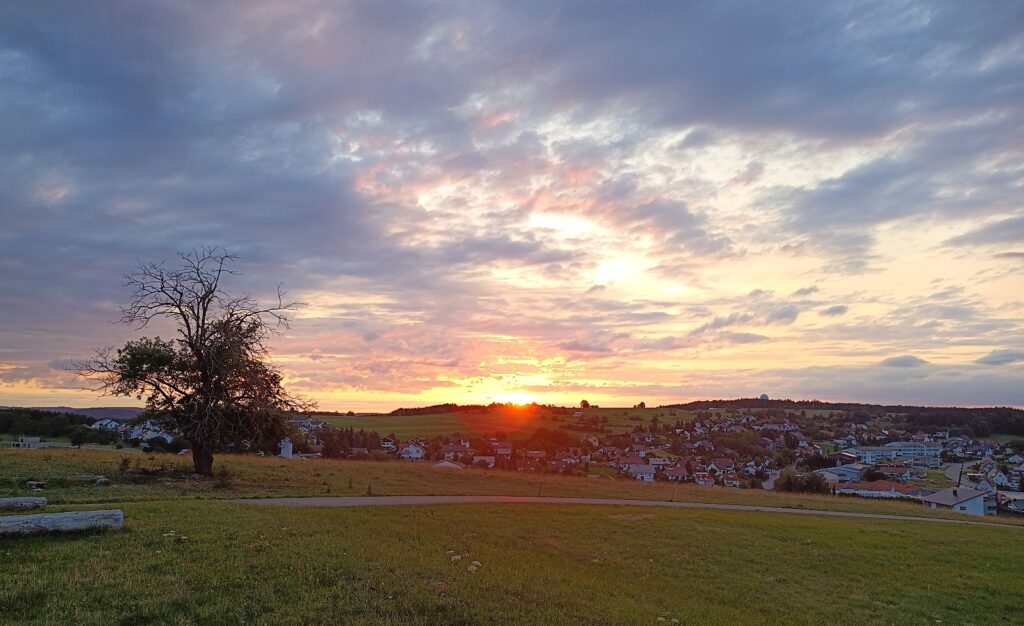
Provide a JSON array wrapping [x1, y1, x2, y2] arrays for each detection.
[[237, 495, 1019, 529]]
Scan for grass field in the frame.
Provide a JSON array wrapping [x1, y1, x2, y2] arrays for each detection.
[[986, 433, 1024, 445], [3, 449, 1023, 624], [3, 449, 1021, 524], [317, 407, 695, 440], [3, 499, 1023, 624]]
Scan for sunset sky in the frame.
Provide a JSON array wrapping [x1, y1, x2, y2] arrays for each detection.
[[1, 1, 1022, 411]]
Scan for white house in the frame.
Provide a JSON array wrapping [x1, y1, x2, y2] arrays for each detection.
[[921, 487, 988, 516], [279, 438, 293, 459], [626, 464, 655, 482], [399, 443, 427, 460], [472, 455, 496, 468], [10, 436, 51, 449], [91, 418, 121, 431]]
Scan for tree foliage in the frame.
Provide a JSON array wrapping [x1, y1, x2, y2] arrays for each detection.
[[79, 248, 313, 475]]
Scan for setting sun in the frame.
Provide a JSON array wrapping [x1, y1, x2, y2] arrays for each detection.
[[493, 391, 537, 406]]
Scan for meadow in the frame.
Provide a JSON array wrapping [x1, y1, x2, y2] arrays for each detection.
[[3, 499, 1023, 624], [317, 406, 695, 440], [3, 448, 1023, 625], [3, 449, 1023, 521]]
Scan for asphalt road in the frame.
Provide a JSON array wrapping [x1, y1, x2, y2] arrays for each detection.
[[237, 495, 1019, 528]]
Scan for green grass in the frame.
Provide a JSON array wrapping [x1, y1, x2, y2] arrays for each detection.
[[985, 433, 1023, 445], [912, 470, 957, 490], [3, 449, 1021, 525], [3, 448, 1024, 624], [2, 501, 1022, 625], [317, 407, 695, 440]]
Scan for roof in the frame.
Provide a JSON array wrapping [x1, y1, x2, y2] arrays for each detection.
[[921, 487, 987, 506], [627, 464, 655, 475], [839, 480, 919, 495]]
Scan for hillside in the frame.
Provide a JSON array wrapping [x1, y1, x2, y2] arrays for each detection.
[[1, 448, 1022, 625]]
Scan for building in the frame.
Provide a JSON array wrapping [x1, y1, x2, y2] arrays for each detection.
[[626, 464, 655, 482], [835, 480, 929, 500], [10, 436, 51, 449], [921, 487, 988, 516], [694, 472, 715, 487], [90, 418, 121, 431], [399, 443, 427, 460]]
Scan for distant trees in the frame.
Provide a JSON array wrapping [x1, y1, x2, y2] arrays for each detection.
[[862, 468, 886, 482], [774, 468, 830, 494], [580, 400, 590, 409], [78, 248, 313, 475]]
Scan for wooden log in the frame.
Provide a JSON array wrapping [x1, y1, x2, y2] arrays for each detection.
[[0, 510, 124, 536], [0, 497, 47, 511]]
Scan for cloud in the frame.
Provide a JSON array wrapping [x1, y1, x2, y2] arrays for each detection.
[[820, 305, 848, 317], [0, 1, 1022, 408], [791, 286, 819, 297], [976, 349, 1024, 366], [722, 332, 770, 344], [945, 216, 1024, 247], [880, 355, 929, 368]]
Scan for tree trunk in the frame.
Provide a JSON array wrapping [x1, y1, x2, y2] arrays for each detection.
[[192, 444, 214, 476], [0, 510, 124, 536], [0, 497, 47, 511]]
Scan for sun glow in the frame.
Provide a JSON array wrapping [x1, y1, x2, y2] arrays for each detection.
[[493, 391, 537, 406]]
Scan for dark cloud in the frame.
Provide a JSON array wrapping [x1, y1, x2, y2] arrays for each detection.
[[1, 0, 1021, 406], [976, 349, 1024, 366], [820, 305, 849, 317], [880, 355, 929, 368], [946, 216, 1024, 247]]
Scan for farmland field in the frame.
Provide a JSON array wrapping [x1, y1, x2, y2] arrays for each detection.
[[2, 498, 1022, 624], [317, 406, 696, 440], [3, 449, 1023, 624]]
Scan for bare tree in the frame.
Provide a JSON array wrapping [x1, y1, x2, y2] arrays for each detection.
[[78, 248, 313, 475]]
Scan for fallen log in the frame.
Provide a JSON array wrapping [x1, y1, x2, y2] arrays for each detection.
[[0, 510, 124, 536], [0, 497, 47, 511]]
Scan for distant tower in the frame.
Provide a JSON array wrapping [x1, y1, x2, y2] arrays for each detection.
[[279, 438, 293, 459], [759, 393, 769, 401]]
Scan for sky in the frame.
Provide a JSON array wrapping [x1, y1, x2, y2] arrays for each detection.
[[1, 1, 1023, 411]]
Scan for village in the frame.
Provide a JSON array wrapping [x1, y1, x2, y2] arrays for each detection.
[[6, 403, 1024, 519], [270, 405, 1024, 518]]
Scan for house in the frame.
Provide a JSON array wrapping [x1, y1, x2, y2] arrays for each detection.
[[472, 455, 496, 468], [525, 450, 548, 460], [647, 456, 674, 467], [442, 444, 470, 461], [10, 436, 51, 449], [515, 459, 541, 472], [708, 457, 735, 474], [493, 442, 513, 457], [626, 443, 649, 457], [921, 487, 988, 516], [694, 472, 715, 487], [91, 418, 121, 431], [379, 436, 397, 452], [721, 472, 742, 488], [399, 443, 427, 460], [435, 459, 467, 470], [664, 466, 691, 482], [875, 465, 911, 481], [626, 464, 656, 482], [836, 480, 928, 500], [613, 455, 646, 469]]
